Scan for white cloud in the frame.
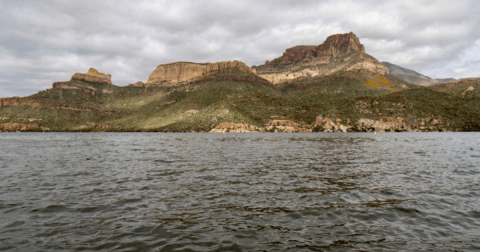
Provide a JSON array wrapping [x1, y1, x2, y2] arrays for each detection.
[[1, 0, 479, 97]]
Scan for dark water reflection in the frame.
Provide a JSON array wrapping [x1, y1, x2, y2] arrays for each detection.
[[1, 132, 480, 251]]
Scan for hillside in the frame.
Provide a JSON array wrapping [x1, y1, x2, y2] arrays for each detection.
[[1, 32, 480, 132], [381, 62, 439, 86]]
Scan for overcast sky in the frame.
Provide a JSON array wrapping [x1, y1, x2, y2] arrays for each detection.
[[1, 0, 480, 97]]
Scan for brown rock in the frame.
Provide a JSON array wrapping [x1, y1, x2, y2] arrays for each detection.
[[0, 123, 48, 132], [211, 122, 259, 133], [316, 32, 365, 56], [71, 68, 112, 85], [268, 32, 364, 65], [145, 61, 256, 86], [0, 97, 40, 109], [354, 117, 409, 132], [269, 46, 317, 65]]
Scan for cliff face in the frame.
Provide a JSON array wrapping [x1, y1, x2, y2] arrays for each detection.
[[316, 32, 365, 56], [255, 32, 388, 84], [71, 68, 112, 85], [145, 61, 257, 86]]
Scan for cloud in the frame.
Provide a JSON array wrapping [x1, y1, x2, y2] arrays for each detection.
[[1, 0, 479, 97]]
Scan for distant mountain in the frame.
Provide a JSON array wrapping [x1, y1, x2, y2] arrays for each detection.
[[381, 62, 439, 86], [253, 32, 389, 84], [435, 78, 457, 83]]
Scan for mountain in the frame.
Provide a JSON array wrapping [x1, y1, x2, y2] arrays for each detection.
[[253, 32, 389, 84], [381, 62, 439, 86], [1, 33, 480, 132]]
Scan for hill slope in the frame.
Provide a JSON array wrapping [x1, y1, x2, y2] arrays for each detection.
[[381, 62, 439, 86]]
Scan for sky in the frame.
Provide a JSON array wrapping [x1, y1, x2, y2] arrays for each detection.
[[1, 0, 480, 97]]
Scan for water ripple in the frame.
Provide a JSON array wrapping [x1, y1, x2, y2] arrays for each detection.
[[0, 132, 479, 251]]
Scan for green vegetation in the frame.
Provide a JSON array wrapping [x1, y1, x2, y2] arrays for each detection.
[[1, 71, 480, 132]]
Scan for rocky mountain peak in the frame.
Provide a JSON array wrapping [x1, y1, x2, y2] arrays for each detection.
[[267, 32, 365, 65], [316, 32, 365, 56]]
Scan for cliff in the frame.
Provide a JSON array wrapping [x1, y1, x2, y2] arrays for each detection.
[[254, 32, 388, 84], [145, 61, 257, 86], [71, 68, 112, 85]]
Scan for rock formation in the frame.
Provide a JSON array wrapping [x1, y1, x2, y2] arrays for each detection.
[[254, 32, 389, 84], [0, 97, 40, 109], [264, 120, 312, 132], [71, 68, 112, 85], [210, 122, 261, 133], [52, 82, 97, 95], [0, 123, 49, 132], [145, 61, 257, 86]]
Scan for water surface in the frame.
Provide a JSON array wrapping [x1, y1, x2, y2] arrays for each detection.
[[1, 132, 480, 251]]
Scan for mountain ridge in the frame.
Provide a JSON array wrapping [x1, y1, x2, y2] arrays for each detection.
[[1, 32, 480, 132]]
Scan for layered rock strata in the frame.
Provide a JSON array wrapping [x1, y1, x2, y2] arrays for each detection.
[[71, 68, 112, 85], [0, 97, 40, 108], [52, 82, 97, 95], [254, 32, 388, 84], [145, 61, 257, 86]]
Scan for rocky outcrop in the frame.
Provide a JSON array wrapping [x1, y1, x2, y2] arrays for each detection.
[[314, 116, 349, 132], [265, 120, 312, 132], [254, 32, 389, 84], [268, 32, 364, 65], [316, 32, 365, 56], [71, 68, 112, 85], [210, 122, 261, 133], [0, 123, 49, 132], [268, 46, 318, 65], [146, 61, 257, 86], [353, 117, 409, 132], [347, 62, 389, 75], [0, 97, 40, 109], [52, 82, 97, 95]]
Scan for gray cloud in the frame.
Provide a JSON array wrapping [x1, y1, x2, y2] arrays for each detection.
[[1, 0, 479, 97]]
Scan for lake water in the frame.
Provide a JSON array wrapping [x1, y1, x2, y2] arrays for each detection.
[[1, 132, 480, 251]]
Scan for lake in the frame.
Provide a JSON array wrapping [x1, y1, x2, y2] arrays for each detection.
[[1, 132, 479, 251]]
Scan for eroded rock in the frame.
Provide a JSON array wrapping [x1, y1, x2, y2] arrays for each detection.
[[210, 122, 260, 133], [71, 68, 112, 85], [146, 61, 257, 86]]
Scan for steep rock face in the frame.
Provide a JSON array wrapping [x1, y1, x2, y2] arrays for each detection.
[[316, 32, 365, 56], [145, 61, 257, 86], [269, 46, 317, 65], [254, 32, 388, 84], [71, 68, 112, 85]]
